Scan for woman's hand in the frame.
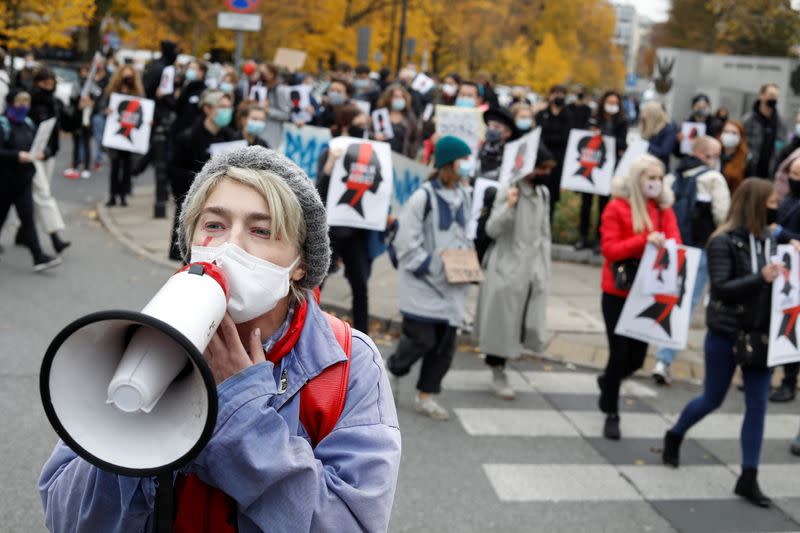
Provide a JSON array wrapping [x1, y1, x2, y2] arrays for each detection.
[[507, 186, 520, 208], [790, 239, 800, 252], [323, 147, 344, 175], [647, 232, 666, 248], [18, 151, 32, 163], [203, 313, 266, 384], [761, 263, 783, 283]]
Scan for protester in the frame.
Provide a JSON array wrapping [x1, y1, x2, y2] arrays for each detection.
[[63, 64, 93, 180], [171, 59, 208, 138], [237, 103, 269, 148], [577, 90, 628, 252], [352, 64, 380, 109], [373, 84, 420, 158], [510, 102, 535, 133], [168, 89, 239, 260], [475, 71, 500, 109], [662, 178, 779, 509], [39, 145, 401, 531], [438, 73, 461, 106], [720, 120, 749, 193], [686, 93, 724, 138], [639, 101, 677, 170], [715, 107, 730, 124], [0, 89, 61, 272], [88, 56, 110, 171], [535, 84, 574, 221], [475, 146, 555, 400], [743, 83, 786, 179], [386, 135, 474, 420], [774, 110, 800, 173], [455, 81, 483, 109], [316, 104, 373, 334], [653, 136, 731, 384], [567, 84, 592, 130], [597, 154, 681, 439], [478, 107, 519, 177], [312, 77, 351, 129]]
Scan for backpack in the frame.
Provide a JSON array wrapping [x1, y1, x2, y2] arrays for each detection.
[[387, 185, 432, 269], [672, 167, 716, 247], [170, 311, 352, 533], [0, 114, 36, 144]]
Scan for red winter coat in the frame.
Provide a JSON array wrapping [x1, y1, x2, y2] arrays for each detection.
[[600, 197, 682, 298]]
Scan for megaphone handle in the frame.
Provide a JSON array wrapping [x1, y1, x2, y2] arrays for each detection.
[[154, 471, 175, 533]]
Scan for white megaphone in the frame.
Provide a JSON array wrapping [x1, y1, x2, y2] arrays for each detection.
[[40, 262, 229, 476]]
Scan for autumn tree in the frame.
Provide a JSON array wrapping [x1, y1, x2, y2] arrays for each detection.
[[652, 0, 719, 53], [529, 33, 570, 94], [0, 0, 96, 50], [710, 0, 800, 56]]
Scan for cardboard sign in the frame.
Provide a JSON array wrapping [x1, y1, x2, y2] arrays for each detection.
[[769, 245, 800, 366], [391, 153, 429, 212], [615, 137, 650, 179], [159, 66, 175, 95], [441, 248, 484, 283], [278, 124, 331, 181], [411, 73, 436, 95], [468, 177, 500, 240], [560, 129, 617, 196], [273, 48, 307, 72], [372, 108, 394, 140], [101, 94, 155, 155], [325, 137, 394, 231], [435, 105, 485, 168], [615, 242, 701, 350], [499, 127, 541, 186], [279, 84, 313, 124], [208, 140, 248, 156], [30, 117, 56, 159], [681, 121, 706, 154]]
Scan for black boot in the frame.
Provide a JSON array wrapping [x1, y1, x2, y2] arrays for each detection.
[[51, 233, 71, 254], [14, 227, 26, 246], [769, 383, 796, 403], [106, 197, 117, 207], [734, 468, 772, 508], [603, 414, 621, 440], [662, 430, 683, 468], [120, 195, 128, 207]]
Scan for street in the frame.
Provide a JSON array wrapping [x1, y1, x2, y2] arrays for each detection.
[[2, 148, 800, 532]]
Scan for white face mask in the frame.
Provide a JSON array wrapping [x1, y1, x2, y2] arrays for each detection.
[[604, 103, 620, 115], [190, 242, 300, 323], [720, 132, 740, 148], [642, 180, 662, 199]]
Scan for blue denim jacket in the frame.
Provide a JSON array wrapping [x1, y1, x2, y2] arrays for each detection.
[[39, 300, 401, 532]]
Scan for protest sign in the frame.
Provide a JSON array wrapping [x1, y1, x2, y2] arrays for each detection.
[[615, 137, 650, 179], [560, 129, 616, 196], [101, 93, 155, 155], [273, 48, 307, 72], [468, 177, 500, 240], [249, 85, 268, 104], [499, 127, 541, 186], [372, 108, 394, 140], [278, 124, 331, 181], [208, 140, 248, 157], [80, 52, 103, 99], [30, 118, 56, 159], [325, 137, 393, 231], [615, 242, 701, 350], [768, 245, 800, 366], [411, 73, 436, 95], [441, 249, 484, 283], [391, 152, 429, 212], [279, 84, 313, 124], [159, 66, 175, 95], [436, 105, 485, 167], [680, 121, 706, 154]]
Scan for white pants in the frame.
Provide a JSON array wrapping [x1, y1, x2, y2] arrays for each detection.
[[31, 158, 65, 234]]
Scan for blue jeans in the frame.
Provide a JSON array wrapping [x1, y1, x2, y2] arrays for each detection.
[[91, 113, 106, 165], [670, 331, 772, 469], [656, 249, 708, 364]]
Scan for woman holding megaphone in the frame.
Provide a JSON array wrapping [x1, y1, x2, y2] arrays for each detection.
[[39, 146, 401, 532]]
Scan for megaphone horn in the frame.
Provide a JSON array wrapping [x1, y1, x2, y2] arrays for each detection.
[[40, 262, 228, 476]]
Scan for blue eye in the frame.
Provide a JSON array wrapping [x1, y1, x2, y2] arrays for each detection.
[[204, 222, 224, 231], [252, 227, 272, 238]]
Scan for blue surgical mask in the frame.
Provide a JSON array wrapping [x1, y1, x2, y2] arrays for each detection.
[[353, 79, 370, 90], [456, 159, 473, 178], [455, 97, 476, 108], [185, 68, 198, 82], [391, 98, 406, 111], [220, 82, 234, 94], [328, 92, 346, 106], [246, 120, 266, 136], [214, 108, 233, 128], [515, 118, 533, 131]]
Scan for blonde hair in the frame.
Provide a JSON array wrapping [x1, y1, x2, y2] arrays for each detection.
[[624, 154, 668, 233], [639, 101, 668, 140], [181, 167, 308, 300]]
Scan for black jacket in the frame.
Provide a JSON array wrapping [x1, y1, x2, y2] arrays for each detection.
[[706, 227, 774, 338], [169, 119, 239, 195], [534, 106, 574, 163], [0, 115, 37, 185], [776, 192, 800, 243], [171, 80, 208, 137], [29, 87, 61, 157]]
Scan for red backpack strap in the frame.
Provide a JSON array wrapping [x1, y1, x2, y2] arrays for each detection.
[[299, 312, 352, 447]]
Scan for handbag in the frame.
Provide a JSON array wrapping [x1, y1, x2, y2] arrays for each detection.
[[612, 259, 640, 291], [732, 331, 768, 369]]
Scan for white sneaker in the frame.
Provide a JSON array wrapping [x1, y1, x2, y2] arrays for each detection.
[[652, 360, 671, 385], [80, 170, 91, 179], [414, 395, 449, 420], [491, 367, 515, 400]]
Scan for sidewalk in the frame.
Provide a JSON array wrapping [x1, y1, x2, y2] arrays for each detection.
[[99, 184, 711, 384]]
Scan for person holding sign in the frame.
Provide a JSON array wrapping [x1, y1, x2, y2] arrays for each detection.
[[663, 178, 781, 509], [597, 154, 681, 440], [0, 89, 61, 272], [386, 136, 474, 421], [237, 104, 270, 148], [372, 84, 419, 158]]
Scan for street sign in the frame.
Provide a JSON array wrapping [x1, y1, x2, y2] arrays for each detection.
[[625, 73, 638, 90], [217, 12, 262, 32], [225, 0, 260, 13]]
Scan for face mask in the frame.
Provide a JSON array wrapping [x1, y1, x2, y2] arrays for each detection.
[[123, 77, 135, 88], [348, 125, 366, 139], [515, 118, 533, 131], [456, 159, 473, 178], [790, 179, 800, 198], [220, 82, 234, 94], [766, 207, 778, 226], [553, 96, 566, 107], [442, 83, 457, 97], [485, 127, 503, 143], [353, 79, 370, 90], [720, 132, 740, 148], [7, 105, 29, 122], [391, 98, 406, 111], [577, 92, 585, 100], [766, 99, 778, 109], [643, 180, 662, 199], [604, 104, 619, 115], [246, 120, 266, 136], [455, 97, 476, 108], [191, 243, 300, 323], [185, 68, 197, 82], [214, 108, 233, 128], [694, 107, 709, 117], [328, 92, 346, 106]]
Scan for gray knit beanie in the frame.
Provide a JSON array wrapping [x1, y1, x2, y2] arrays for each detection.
[[177, 145, 330, 290]]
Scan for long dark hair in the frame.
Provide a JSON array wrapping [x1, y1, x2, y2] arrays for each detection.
[[712, 177, 774, 238], [330, 104, 362, 137], [597, 90, 623, 122]]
